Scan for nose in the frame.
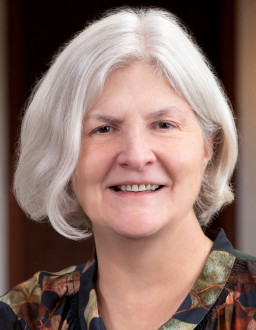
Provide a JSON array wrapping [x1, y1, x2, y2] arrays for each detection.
[[116, 133, 157, 171]]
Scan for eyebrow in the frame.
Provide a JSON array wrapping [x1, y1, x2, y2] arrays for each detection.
[[85, 107, 184, 123], [147, 108, 179, 118], [85, 114, 124, 124]]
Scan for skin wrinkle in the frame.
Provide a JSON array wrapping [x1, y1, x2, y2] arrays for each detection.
[[71, 63, 214, 329]]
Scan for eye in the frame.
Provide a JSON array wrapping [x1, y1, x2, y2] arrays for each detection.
[[154, 121, 177, 130], [92, 125, 115, 134]]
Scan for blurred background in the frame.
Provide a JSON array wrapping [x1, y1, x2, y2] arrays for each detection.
[[0, 0, 255, 294]]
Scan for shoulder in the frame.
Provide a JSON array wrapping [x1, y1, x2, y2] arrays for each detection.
[[230, 251, 256, 300], [0, 264, 84, 327], [210, 251, 256, 328], [0, 270, 42, 321], [231, 250, 256, 287], [234, 249, 256, 262]]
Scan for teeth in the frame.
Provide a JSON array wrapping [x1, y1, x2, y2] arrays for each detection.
[[119, 184, 160, 192], [126, 185, 132, 191], [139, 184, 146, 191], [132, 184, 139, 192]]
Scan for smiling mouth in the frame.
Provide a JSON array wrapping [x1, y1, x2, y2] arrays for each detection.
[[110, 184, 165, 193]]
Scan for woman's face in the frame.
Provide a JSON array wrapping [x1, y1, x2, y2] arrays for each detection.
[[72, 63, 212, 239]]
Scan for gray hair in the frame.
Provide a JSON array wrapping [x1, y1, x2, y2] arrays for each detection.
[[14, 7, 238, 240]]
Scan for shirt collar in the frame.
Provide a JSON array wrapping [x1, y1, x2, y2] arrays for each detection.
[[160, 229, 236, 328], [79, 229, 236, 329]]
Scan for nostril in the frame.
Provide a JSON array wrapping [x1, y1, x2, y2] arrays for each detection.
[[116, 143, 156, 171], [120, 162, 129, 168]]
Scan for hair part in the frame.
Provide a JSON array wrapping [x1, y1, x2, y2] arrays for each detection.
[[14, 7, 238, 240]]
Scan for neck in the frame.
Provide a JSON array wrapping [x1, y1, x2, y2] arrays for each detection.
[[93, 214, 213, 329], [94, 213, 212, 282]]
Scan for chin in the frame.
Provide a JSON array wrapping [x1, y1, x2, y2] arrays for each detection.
[[110, 214, 165, 240], [115, 228, 161, 240]]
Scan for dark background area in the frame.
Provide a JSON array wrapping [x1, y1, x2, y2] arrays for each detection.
[[8, 0, 236, 287]]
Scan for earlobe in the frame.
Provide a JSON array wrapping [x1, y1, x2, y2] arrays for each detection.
[[203, 137, 214, 170], [203, 136, 214, 169]]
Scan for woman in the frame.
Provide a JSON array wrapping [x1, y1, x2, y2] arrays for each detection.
[[1, 7, 256, 330]]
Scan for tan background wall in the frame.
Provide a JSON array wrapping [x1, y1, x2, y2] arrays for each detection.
[[236, 0, 256, 254], [0, 0, 9, 294]]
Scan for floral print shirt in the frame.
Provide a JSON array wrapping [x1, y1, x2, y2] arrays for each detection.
[[1, 229, 256, 329]]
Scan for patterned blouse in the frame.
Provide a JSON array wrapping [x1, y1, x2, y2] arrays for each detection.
[[1, 229, 256, 329]]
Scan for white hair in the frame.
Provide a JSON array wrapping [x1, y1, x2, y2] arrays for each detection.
[[14, 7, 238, 240]]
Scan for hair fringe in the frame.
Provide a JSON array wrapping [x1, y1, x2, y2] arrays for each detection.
[[13, 7, 238, 240]]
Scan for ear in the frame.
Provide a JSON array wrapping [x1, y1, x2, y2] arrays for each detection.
[[202, 136, 214, 170]]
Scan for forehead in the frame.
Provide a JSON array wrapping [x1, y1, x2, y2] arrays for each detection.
[[86, 62, 193, 118]]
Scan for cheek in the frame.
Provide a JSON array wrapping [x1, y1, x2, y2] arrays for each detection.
[[76, 143, 112, 180], [72, 142, 115, 202], [164, 141, 206, 184]]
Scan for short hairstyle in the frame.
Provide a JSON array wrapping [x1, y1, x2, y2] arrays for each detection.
[[14, 7, 238, 240]]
